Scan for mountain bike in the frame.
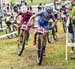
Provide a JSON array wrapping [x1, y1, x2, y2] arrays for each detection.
[[36, 27, 46, 65], [47, 21, 57, 43], [6, 22, 18, 39], [17, 23, 30, 56], [47, 27, 57, 43], [61, 15, 67, 33]]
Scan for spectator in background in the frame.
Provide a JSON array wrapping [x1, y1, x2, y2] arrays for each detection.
[[69, 0, 75, 53], [25, 2, 27, 6], [10, 3, 14, 11], [28, 6, 32, 11], [38, 3, 43, 12], [21, 0, 26, 5], [13, 5, 18, 12], [71, 0, 75, 6], [2, 3, 7, 16], [43, 3, 46, 10], [7, 4, 10, 12]]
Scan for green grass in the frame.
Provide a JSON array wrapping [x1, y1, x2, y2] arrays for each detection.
[[0, 21, 6, 36], [0, 21, 75, 69], [0, 30, 6, 36], [10, 0, 52, 5]]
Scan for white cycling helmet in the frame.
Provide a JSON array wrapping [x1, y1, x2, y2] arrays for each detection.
[[20, 5, 27, 13]]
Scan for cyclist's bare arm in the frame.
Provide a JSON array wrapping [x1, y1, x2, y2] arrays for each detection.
[[28, 14, 37, 26], [52, 21, 56, 28]]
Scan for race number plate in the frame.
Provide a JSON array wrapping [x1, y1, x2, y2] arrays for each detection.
[[21, 24, 27, 30], [37, 27, 45, 33]]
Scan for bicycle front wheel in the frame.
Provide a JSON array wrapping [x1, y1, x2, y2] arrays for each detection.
[[47, 30, 52, 43], [17, 31, 27, 56], [37, 36, 45, 65], [13, 25, 18, 37]]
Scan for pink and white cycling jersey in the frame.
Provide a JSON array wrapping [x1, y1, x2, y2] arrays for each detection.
[[17, 11, 32, 24]]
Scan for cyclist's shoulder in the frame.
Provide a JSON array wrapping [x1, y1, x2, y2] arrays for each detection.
[[17, 10, 22, 15], [36, 10, 45, 16], [27, 10, 33, 15], [40, 10, 45, 13]]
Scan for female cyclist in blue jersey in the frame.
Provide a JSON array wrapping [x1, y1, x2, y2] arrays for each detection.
[[28, 7, 56, 46]]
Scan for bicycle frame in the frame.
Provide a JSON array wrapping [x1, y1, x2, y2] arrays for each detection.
[[37, 27, 46, 41], [20, 23, 29, 42], [37, 27, 47, 47], [17, 24, 28, 56]]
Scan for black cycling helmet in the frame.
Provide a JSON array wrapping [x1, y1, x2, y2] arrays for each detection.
[[45, 7, 53, 14]]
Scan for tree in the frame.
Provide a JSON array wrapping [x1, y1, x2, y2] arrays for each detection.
[[31, 0, 33, 3]]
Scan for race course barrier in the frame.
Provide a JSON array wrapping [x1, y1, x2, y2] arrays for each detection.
[[0, 31, 17, 39], [0, 28, 6, 30], [66, 17, 75, 60]]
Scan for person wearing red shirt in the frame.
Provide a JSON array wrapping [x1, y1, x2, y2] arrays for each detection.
[[17, 5, 32, 44]]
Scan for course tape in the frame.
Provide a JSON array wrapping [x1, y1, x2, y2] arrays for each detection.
[[0, 31, 17, 39], [0, 28, 6, 30]]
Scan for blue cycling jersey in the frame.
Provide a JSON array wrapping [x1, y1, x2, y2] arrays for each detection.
[[37, 11, 55, 23], [36, 11, 55, 29]]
